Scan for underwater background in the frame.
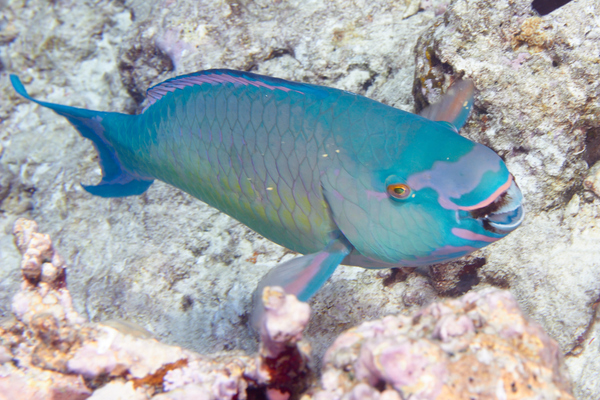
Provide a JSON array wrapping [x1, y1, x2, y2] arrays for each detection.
[[0, 0, 599, 398]]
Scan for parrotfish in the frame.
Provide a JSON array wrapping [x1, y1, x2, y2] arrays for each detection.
[[10, 70, 524, 304]]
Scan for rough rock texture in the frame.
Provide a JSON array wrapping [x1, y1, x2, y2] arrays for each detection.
[[565, 301, 600, 400], [0, 0, 599, 398], [0, 219, 575, 399], [0, 219, 313, 399], [583, 161, 600, 198], [0, 0, 446, 362], [0, 363, 92, 400], [412, 1, 600, 398], [118, 0, 434, 113], [311, 288, 573, 399]]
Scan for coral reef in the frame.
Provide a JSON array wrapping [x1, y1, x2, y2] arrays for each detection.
[[411, 1, 600, 398], [1, 0, 600, 398], [254, 287, 312, 398], [0, 219, 574, 399], [311, 289, 573, 399], [1, 218, 92, 399], [0, 219, 312, 400], [414, 0, 600, 212]]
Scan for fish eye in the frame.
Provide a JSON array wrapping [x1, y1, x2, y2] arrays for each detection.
[[387, 183, 411, 200]]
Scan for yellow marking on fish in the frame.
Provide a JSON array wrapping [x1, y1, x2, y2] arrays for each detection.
[[253, 203, 267, 221], [266, 207, 281, 226], [294, 212, 312, 232], [280, 208, 295, 228], [296, 195, 312, 215], [269, 186, 282, 209], [240, 179, 254, 197], [282, 193, 297, 213]]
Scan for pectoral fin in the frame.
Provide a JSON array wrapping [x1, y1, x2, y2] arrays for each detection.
[[251, 236, 352, 327], [419, 79, 475, 130], [258, 237, 352, 301]]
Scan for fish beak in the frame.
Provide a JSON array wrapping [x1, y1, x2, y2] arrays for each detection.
[[470, 179, 525, 234]]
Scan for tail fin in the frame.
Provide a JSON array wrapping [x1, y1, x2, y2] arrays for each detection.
[[10, 75, 153, 197]]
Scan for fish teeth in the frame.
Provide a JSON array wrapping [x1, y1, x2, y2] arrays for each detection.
[[491, 181, 523, 215], [488, 204, 525, 231], [484, 181, 525, 231]]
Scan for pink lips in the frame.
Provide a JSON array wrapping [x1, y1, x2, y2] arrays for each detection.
[[451, 228, 499, 243], [454, 175, 513, 211]]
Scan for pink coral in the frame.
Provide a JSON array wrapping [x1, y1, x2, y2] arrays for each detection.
[[259, 286, 310, 359], [312, 288, 574, 399], [10, 218, 83, 327], [0, 220, 575, 399]]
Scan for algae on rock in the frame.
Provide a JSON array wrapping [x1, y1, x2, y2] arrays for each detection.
[[1, 0, 600, 399], [411, 1, 600, 398], [0, 0, 442, 360]]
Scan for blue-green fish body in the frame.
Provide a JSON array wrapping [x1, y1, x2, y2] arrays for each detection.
[[11, 70, 524, 302]]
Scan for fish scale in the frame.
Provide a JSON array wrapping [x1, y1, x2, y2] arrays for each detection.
[[139, 82, 336, 254], [11, 70, 524, 305]]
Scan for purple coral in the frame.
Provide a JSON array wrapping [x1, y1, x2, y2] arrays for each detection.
[[11, 218, 83, 327], [0, 220, 574, 399], [1, 220, 314, 400], [313, 288, 574, 399], [259, 286, 311, 359]]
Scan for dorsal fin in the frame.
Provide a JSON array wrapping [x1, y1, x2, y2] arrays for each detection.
[[419, 79, 475, 131], [143, 69, 328, 111]]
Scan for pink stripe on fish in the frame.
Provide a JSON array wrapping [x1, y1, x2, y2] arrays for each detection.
[[366, 190, 388, 201], [143, 71, 305, 112], [284, 253, 328, 296], [397, 244, 477, 267], [453, 175, 512, 211], [431, 245, 477, 256], [451, 228, 498, 242]]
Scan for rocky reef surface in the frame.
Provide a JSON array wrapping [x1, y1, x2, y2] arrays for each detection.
[[411, 1, 600, 397], [0, 219, 574, 399], [313, 288, 573, 399], [0, 0, 599, 398], [1, 218, 312, 399]]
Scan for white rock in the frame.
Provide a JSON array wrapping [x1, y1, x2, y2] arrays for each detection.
[[88, 381, 149, 400], [1, 0, 599, 398], [584, 161, 600, 198]]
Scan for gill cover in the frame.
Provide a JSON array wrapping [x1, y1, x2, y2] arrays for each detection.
[[321, 80, 512, 265]]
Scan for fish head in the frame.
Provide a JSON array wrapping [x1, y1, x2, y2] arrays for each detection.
[[325, 121, 524, 267], [398, 132, 524, 265]]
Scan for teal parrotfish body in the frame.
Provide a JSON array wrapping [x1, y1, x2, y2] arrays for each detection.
[[10, 70, 524, 303]]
